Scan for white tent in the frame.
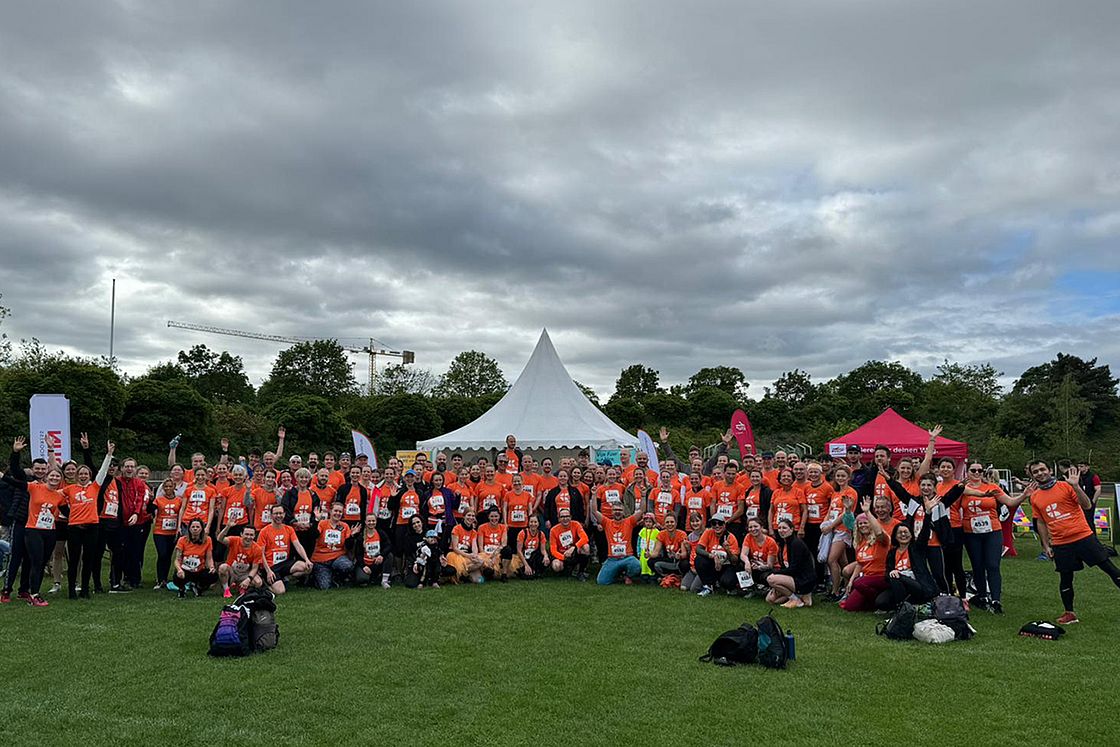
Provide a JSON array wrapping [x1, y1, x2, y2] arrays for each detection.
[[417, 329, 638, 451]]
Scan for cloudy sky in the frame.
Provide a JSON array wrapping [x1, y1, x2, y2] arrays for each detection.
[[2, 1, 1118, 398]]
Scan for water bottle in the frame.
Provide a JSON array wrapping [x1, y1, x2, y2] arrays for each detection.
[[785, 629, 796, 661]]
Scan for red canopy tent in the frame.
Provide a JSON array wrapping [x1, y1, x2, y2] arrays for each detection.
[[825, 407, 968, 463]]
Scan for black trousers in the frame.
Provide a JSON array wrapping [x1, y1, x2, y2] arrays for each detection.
[[804, 523, 824, 585], [943, 529, 968, 598], [695, 555, 739, 590], [95, 523, 124, 590], [877, 575, 934, 608], [23, 528, 56, 596], [153, 533, 177, 583], [123, 524, 148, 587], [555, 553, 589, 575], [4, 522, 28, 594], [66, 524, 99, 593]]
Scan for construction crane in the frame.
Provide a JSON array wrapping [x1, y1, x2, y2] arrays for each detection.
[[167, 321, 414, 393]]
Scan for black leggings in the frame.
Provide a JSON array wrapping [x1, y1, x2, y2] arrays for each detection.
[[66, 524, 99, 593], [877, 575, 934, 608], [804, 523, 824, 585], [925, 546, 948, 594], [23, 528, 56, 596], [1060, 559, 1120, 612], [943, 530, 967, 598], [95, 523, 123, 590], [153, 533, 177, 584], [695, 555, 739, 590]]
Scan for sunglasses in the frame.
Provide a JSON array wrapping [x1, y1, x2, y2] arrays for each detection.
[[968, 468, 983, 473]]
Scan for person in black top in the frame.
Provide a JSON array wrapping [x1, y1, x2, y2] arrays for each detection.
[[875, 521, 937, 609], [766, 518, 816, 608], [885, 472, 966, 595]]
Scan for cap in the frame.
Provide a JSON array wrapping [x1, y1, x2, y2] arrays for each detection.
[[355, 453, 369, 459], [405, 469, 417, 476], [709, 516, 726, 524], [846, 445, 862, 454], [642, 511, 656, 520], [340, 452, 352, 459], [424, 529, 439, 538], [761, 451, 774, 459]]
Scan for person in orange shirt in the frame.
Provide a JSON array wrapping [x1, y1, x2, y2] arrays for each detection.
[[493, 454, 514, 488], [501, 434, 523, 474], [591, 495, 641, 585], [536, 458, 559, 501], [217, 523, 263, 598], [473, 465, 505, 518], [740, 517, 779, 589], [251, 469, 280, 532], [172, 518, 216, 598], [259, 504, 312, 594], [181, 470, 217, 535], [217, 464, 253, 544], [766, 518, 816, 608], [840, 499, 890, 611], [691, 516, 741, 596], [959, 460, 1027, 614], [648, 512, 690, 579], [502, 473, 535, 545], [353, 514, 394, 588], [512, 515, 548, 578], [709, 469, 744, 541], [768, 469, 806, 535], [62, 455, 111, 599], [447, 510, 484, 583], [548, 508, 591, 579], [8, 437, 65, 606], [309, 503, 354, 589], [148, 477, 184, 590], [1026, 461, 1120, 624], [476, 507, 512, 580], [802, 462, 833, 588]]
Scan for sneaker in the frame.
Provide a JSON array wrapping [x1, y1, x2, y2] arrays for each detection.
[[697, 585, 713, 597], [990, 600, 1004, 615], [577, 572, 589, 582], [431, 582, 440, 589], [48, 582, 61, 594], [165, 581, 180, 593], [381, 579, 391, 589], [191, 584, 201, 598], [1036, 552, 1049, 561], [969, 595, 989, 611], [29, 594, 49, 607], [223, 586, 232, 599], [0, 590, 10, 604], [153, 582, 165, 590], [109, 585, 128, 594], [623, 576, 633, 586], [1057, 611, 1079, 625], [17, 591, 32, 604]]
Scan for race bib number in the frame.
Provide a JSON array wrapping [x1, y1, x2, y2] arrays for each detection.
[[778, 511, 793, 524], [324, 529, 342, 546], [401, 506, 417, 519], [161, 517, 177, 531], [605, 490, 620, 502], [260, 508, 272, 524], [808, 504, 821, 519], [715, 504, 733, 520], [271, 550, 287, 563], [229, 507, 245, 521], [105, 501, 119, 518], [295, 511, 311, 525], [559, 530, 573, 547], [736, 570, 754, 589], [345, 502, 360, 516], [484, 544, 498, 554], [657, 492, 672, 506], [970, 515, 992, 533], [511, 509, 527, 523], [483, 497, 497, 509], [430, 496, 445, 510], [688, 497, 703, 509], [746, 506, 758, 519], [35, 507, 55, 530], [610, 542, 627, 557], [182, 556, 201, 571], [378, 508, 391, 520], [365, 541, 381, 557]]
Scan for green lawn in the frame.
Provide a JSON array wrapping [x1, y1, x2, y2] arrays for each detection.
[[1, 537, 1117, 746]]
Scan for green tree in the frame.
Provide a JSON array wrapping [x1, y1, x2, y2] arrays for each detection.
[[262, 394, 349, 453], [177, 344, 255, 404], [769, 369, 816, 406], [258, 340, 358, 404], [120, 379, 214, 455], [685, 386, 738, 430], [433, 351, 508, 398], [685, 366, 748, 400], [574, 381, 601, 408], [374, 364, 437, 396], [1000, 353, 1119, 441], [1044, 373, 1091, 457], [610, 364, 661, 403], [604, 397, 644, 431], [212, 403, 273, 457], [357, 393, 442, 456], [644, 392, 689, 426], [828, 360, 924, 421]]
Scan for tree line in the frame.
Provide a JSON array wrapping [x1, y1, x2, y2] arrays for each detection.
[[0, 308, 1115, 477]]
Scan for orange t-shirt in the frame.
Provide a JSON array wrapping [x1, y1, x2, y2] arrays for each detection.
[[710, 482, 741, 523], [537, 475, 559, 494], [855, 534, 889, 576], [26, 483, 63, 530], [311, 520, 351, 563], [646, 486, 678, 526], [396, 489, 422, 525], [656, 528, 689, 555], [153, 495, 184, 535], [502, 448, 520, 474], [219, 483, 252, 528], [181, 485, 217, 524], [517, 528, 545, 554], [937, 480, 963, 529], [743, 533, 779, 566], [100, 480, 121, 521], [596, 483, 626, 513], [359, 529, 386, 565], [892, 546, 912, 574], [225, 536, 264, 572], [803, 481, 834, 525], [873, 473, 903, 521], [770, 486, 806, 526], [451, 524, 477, 553], [961, 484, 1003, 534], [762, 469, 780, 491], [259, 523, 299, 566], [474, 483, 504, 514], [1031, 482, 1092, 546], [63, 483, 100, 526], [327, 471, 347, 490], [504, 490, 533, 528], [692, 528, 740, 567], [477, 523, 508, 554], [600, 515, 638, 559], [552, 487, 573, 514], [549, 521, 589, 559], [175, 536, 213, 572], [682, 487, 710, 518], [340, 485, 366, 523]]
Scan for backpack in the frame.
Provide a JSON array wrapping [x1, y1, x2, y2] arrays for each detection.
[[1019, 620, 1065, 641], [699, 623, 758, 666], [877, 602, 918, 640], [235, 589, 280, 653], [208, 605, 252, 657], [933, 594, 968, 624], [756, 614, 788, 669]]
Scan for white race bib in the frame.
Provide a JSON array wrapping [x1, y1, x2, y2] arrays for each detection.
[[295, 511, 311, 525], [605, 490, 620, 503], [260, 508, 272, 524], [746, 506, 759, 519], [778, 511, 793, 524], [430, 496, 445, 510], [272, 550, 287, 563], [365, 541, 381, 557], [229, 507, 245, 521], [688, 497, 703, 509], [232, 561, 249, 574], [511, 509, 527, 523], [484, 544, 498, 554], [401, 506, 416, 519], [560, 530, 573, 547], [345, 502, 360, 516], [610, 542, 627, 556], [182, 555, 201, 571], [325, 529, 342, 546], [970, 515, 992, 533], [736, 570, 754, 589], [35, 507, 55, 530], [657, 492, 672, 506], [161, 517, 177, 531], [808, 504, 821, 519], [715, 504, 733, 520], [105, 501, 119, 518]]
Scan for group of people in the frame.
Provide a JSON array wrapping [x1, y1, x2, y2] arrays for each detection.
[[2, 428, 1117, 625]]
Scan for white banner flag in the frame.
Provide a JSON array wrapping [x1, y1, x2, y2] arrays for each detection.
[[30, 394, 71, 462], [351, 430, 378, 469], [636, 429, 659, 474]]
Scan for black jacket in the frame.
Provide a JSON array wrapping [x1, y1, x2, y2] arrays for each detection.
[[774, 534, 815, 589]]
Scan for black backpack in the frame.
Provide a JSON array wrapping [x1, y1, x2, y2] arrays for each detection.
[[933, 594, 968, 623], [235, 589, 280, 653], [699, 623, 758, 666], [1019, 620, 1065, 640], [756, 614, 788, 669], [208, 605, 252, 657], [877, 602, 918, 640]]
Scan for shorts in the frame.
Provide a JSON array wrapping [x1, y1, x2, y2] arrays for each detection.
[[1053, 535, 1111, 573], [832, 531, 852, 548], [269, 557, 299, 578], [228, 567, 258, 585]]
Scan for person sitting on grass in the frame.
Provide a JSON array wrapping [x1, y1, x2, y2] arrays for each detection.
[[405, 529, 445, 589], [548, 508, 591, 580], [691, 516, 741, 597], [353, 513, 393, 589], [648, 513, 690, 580], [447, 510, 484, 583], [217, 523, 263, 599], [172, 518, 216, 598], [875, 521, 937, 610], [766, 518, 816, 608], [512, 514, 547, 579], [259, 504, 312, 595], [840, 501, 890, 611], [309, 503, 354, 590], [590, 494, 641, 586], [740, 517, 778, 594], [476, 508, 512, 581], [679, 511, 708, 592]]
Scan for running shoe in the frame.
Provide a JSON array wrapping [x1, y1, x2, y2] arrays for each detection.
[[153, 582, 165, 590], [48, 582, 61, 595], [16, 591, 32, 604], [223, 586, 232, 599], [781, 596, 805, 609], [1056, 611, 1079, 625], [0, 590, 10, 604], [29, 595, 48, 607], [990, 600, 1004, 615], [381, 578, 391, 589], [697, 585, 713, 597], [1036, 552, 1049, 561], [165, 581, 180, 593]]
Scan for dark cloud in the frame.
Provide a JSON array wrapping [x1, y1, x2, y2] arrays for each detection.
[[1, 1, 1118, 398]]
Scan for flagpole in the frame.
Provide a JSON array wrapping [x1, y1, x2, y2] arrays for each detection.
[[109, 278, 116, 365]]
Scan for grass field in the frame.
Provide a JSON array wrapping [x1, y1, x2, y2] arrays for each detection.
[[1, 537, 1117, 747]]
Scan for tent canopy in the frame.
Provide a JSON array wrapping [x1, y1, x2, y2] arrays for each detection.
[[417, 330, 638, 451], [825, 407, 968, 462]]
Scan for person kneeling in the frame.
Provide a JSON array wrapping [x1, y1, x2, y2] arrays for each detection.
[[405, 530, 444, 589], [309, 503, 355, 590], [447, 510, 484, 583], [353, 514, 393, 589], [592, 499, 641, 586], [217, 523, 264, 600], [692, 517, 741, 596], [548, 509, 590, 580], [173, 519, 217, 598], [476, 508, 513, 581], [766, 518, 816, 608], [259, 504, 312, 595], [511, 515, 548, 579]]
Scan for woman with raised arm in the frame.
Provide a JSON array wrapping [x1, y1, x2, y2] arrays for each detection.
[[61, 443, 112, 599], [884, 471, 965, 594], [839, 498, 890, 611], [7, 437, 64, 606], [822, 465, 857, 600], [958, 460, 1028, 614]]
